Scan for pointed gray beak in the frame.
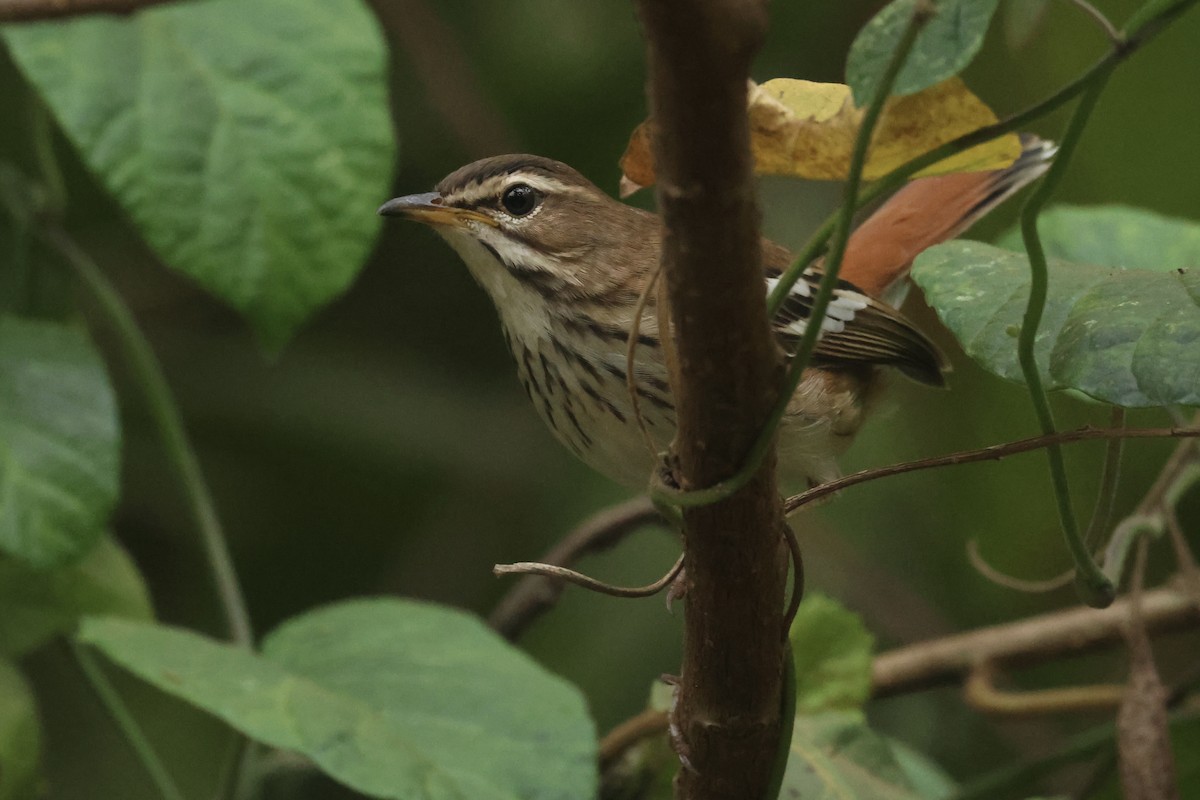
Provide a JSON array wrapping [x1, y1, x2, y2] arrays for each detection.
[[377, 192, 498, 228], [378, 192, 443, 217]]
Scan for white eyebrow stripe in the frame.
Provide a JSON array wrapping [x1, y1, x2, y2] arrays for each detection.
[[448, 174, 593, 207]]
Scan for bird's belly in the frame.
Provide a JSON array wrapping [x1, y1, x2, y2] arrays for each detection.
[[507, 332, 675, 489], [505, 326, 876, 490]]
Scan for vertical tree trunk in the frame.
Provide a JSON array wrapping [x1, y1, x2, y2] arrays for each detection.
[[633, 2, 790, 798]]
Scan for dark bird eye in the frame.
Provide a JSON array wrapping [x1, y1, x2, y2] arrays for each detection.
[[501, 184, 539, 216]]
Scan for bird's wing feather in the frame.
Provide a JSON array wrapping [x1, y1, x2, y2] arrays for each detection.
[[765, 264, 948, 387]]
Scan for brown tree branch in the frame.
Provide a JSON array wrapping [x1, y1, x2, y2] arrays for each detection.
[[492, 553, 685, 600], [632, 1, 787, 798], [0, 0, 178, 21], [487, 497, 665, 640], [599, 708, 670, 770], [871, 584, 1199, 698], [965, 661, 1125, 715], [786, 425, 1200, 513]]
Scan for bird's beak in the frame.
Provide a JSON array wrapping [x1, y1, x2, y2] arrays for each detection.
[[377, 192, 497, 227]]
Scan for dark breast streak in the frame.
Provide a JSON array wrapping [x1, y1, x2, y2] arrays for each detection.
[[503, 320, 676, 465]]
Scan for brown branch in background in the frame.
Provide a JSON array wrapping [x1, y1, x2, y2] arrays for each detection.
[[1104, 412, 1200, 593], [366, 0, 521, 158], [599, 708, 670, 770], [785, 425, 1200, 512], [487, 497, 665, 640], [633, 0, 787, 798], [0, 0, 176, 21], [871, 584, 1199, 698], [1133, 418, 1198, 514], [1117, 536, 1180, 799], [966, 539, 1074, 593], [965, 661, 1124, 715]]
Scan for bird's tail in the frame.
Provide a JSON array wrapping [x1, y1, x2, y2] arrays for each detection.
[[840, 134, 1057, 300]]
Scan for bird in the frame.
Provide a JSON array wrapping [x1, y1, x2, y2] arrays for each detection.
[[379, 137, 1054, 490]]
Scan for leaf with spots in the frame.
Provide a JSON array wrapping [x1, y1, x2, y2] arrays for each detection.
[[913, 207, 1200, 406], [3, 0, 396, 349]]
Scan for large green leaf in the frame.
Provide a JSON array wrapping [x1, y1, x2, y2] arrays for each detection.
[[789, 594, 874, 713], [3, 0, 396, 348], [0, 659, 40, 800], [80, 599, 597, 800], [997, 204, 1200, 271], [784, 711, 949, 799], [912, 235, 1200, 407], [0, 316, 119, 566], [0, 535, 151, 656], [847, 0, 1001, 105]]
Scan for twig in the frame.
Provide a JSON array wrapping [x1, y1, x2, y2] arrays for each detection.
[[782, 520, 804, 631], [493, 553, 684, 599], [966, 539, 1073, 593], [965, 661, 1123, 715], [598, 708, 670, 769], [1165, 512, 1200, 613], [70, 641, 187, 800], [1062, 0, 1126, 44], [487, 496, 666, 639], [871, 584, 1199, 698], [1106, 412, 1200, 593], [785, 425, 1200, 512], [1085, 406, 1127, 549], [627, 264, 664, 460], [0, 0, 178, 21], [1136, 416, 1200, 513]]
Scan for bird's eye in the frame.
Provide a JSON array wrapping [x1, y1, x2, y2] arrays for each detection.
[[501, 184, 539, 217]]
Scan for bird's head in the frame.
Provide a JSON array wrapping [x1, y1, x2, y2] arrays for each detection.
[[379, 155, 655, 302]]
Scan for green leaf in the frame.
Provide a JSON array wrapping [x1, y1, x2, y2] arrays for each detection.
[[847, 0, 1002, 105], [789, 594, 874, 713], [3, 0, 396, 348], [0, 659, 40, 800], [80, 599, 597, 800], [0, 535, 152, 657], [888, 738, 956, 799], [0, 316, 119, 566], [784, 711, 938, 799], [912, 236, 1200, 407], [997, 204, 1200, 271]]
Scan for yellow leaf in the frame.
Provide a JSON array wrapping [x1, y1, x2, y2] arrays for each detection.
[[619, 77, 1020, 196]]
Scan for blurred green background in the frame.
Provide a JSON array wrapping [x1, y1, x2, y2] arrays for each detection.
[[2, 0, 1199, 797]]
